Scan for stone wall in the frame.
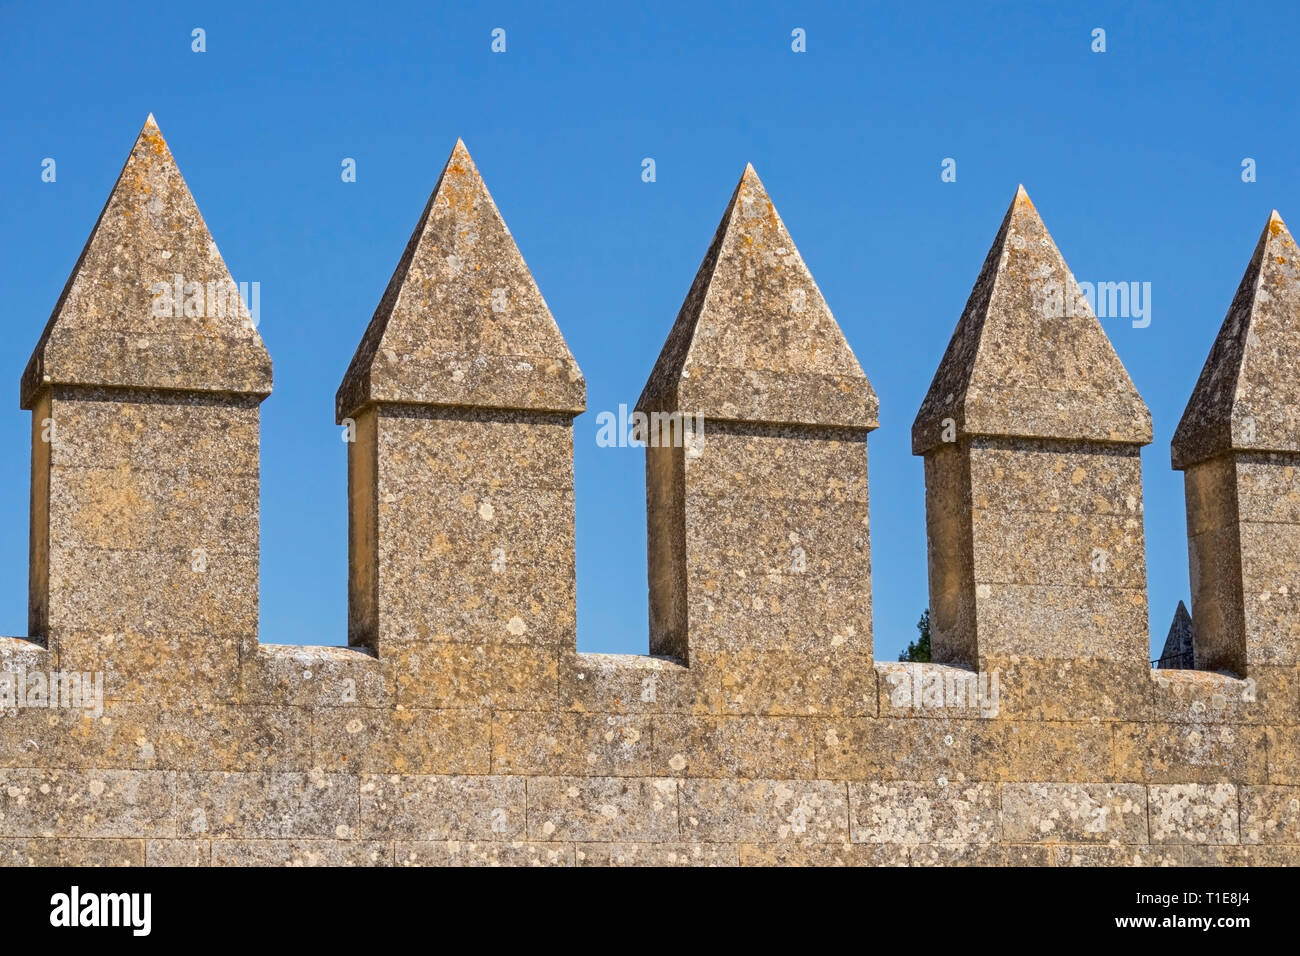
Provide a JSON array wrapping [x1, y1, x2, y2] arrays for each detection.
[[3, 116, 1297, 866]]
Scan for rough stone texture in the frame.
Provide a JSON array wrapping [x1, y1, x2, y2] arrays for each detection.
[[1173, 213, 1300, 674], [637, 165, 876, 429], [23, 115, 269, 690], [912, 186, 1151, 453], [21, 116, 270, 409], [636, 166, 876, 667], [337, 140, 584, 652], [336, 139, 584, 419], [912, 188, 1152, 669], [7, 122, 1299, 867]]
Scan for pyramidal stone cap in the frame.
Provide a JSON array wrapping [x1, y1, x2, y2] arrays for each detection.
[[21, 114, 272, 410], [336, 139, 584, 422], [1157, 599, 1195, 667], [636, 164, 877, 430], [912, 186, 1151, 455], [1172, 211, 1300, 470]]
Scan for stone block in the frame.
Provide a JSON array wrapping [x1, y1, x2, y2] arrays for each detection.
[[679, 779, 849, 843]]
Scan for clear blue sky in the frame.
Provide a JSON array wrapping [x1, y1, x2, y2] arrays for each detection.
[[2, 1, 1297, 659]]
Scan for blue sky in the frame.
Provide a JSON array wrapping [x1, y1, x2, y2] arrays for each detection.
[[1, 0, 1297, 658]]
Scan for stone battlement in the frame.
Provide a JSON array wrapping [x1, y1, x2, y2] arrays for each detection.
[[3, 116, 1297, 866]]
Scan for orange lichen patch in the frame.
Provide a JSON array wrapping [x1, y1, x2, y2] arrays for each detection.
[[141, 124, 168, 155]]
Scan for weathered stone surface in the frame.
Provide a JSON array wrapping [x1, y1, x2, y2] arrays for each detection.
[[649, 716, 816, 778], [1148, 784, 1240, 844], [492, 711, 650, 776], [12, 121, 1300, 867], [1174, 212, 1300, 467], [558, 653, 702, 715], [909, 843, 1051, 866], [738, 842, 909, 866], [173, 771, 357, 840], [686, 494, 869, 582], [239, 644, 389, 708], [23, 118, 270, 706], [685, 427, 869, 502], [1237, 519, 1300, 666], [848, 782, 1000, 844], [1000, 784, 1147, 844], [21, 116, 270, 407], [0, 705, 307, 773], [347, 408, 580, 652], [914, 190, 1151, 669], [986, 657, 1151, 723], [972, 509, 1146, 589], [970, 581, 1150, 664], [684, 567, 872, 657], [0, 838, 144, 867], [311, 706, 491, 774], [637, 165, 875, 429], [1007, 722, 1115, 782], [875, 662, 997, 720], [679, 779, 849, 843], [145, 839, 209, 866], [817, 717, 1014, 784], [1150, 667, 1286, 725], [358, 774, 525, 841], [1175, 213, 1300, 673], [389, 644, 559, 709], [1055, 844, 1253, 866], [397, 841, 573, 867], [337, 144, 584, 654], [152, 704, 310, 771], [526, 777, 679, 842], [1267, 724, 1300, 785], [913, 187, 1150, 453], [211, 840, 391, 866], [38, 394, 262, 661], [337, 140, 583, 419], [638, 169, 876, 667], [696, 649, 877, 717], [0, 770, 175, 838], [1113, 722, 1267, 784], [18, 121, 270, 716], [1240, 785, 1300, 843], [577, 842, 739, 867]]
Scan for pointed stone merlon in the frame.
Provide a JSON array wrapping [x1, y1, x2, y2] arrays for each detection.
[[912, 187, 1152, 670], [337, 140, 584, 657], [636, 165, 878, 679], [1155, 601, 1195, 669], [1172, 211, 1300, 674], [22, 116, 271, 696]]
